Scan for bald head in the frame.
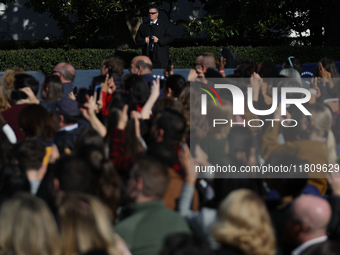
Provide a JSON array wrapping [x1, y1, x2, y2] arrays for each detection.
[[201, 53, 216, 69], [130, 56, 152, 75], [292, 195, 331, 238], [196, 55, 203, 65], [54, 62, 75, 83], [194, 54, 216, 77]]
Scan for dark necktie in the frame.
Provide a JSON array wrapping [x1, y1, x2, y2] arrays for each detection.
[[149, 23, 154, 51]]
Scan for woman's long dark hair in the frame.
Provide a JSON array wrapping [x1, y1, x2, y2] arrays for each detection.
[[123, 74, 150, 110], [319, 57, 340, 78], [18, 104, 57, 142], [42, 75, 64, 101]]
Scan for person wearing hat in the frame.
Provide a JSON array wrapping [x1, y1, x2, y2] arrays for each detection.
[[54, 97, 90, 155]]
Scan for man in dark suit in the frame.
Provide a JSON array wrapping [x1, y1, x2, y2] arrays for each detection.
[[135, 6, 173, 69], [287, 195, 331, 255], [53, 62, 75, 96]]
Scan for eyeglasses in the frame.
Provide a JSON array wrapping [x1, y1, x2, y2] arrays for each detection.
[[149, 12, 157, 15], [287, 56, 294, 68]]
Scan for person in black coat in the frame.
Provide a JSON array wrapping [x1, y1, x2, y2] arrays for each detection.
[[135, 6, 173, 69]]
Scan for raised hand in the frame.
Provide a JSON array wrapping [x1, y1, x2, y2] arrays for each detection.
[[19, 87, 39, 104], [117, 104, 129, 130]]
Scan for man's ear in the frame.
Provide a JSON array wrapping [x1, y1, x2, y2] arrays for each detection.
[[300, 222, 310, 233], [137, 66, 143, 75]]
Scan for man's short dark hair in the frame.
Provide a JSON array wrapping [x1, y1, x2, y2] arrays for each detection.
[[14, 74, 39, 95], [156, 109, 187, 145], [54, 155, 93, 193], [148, 6, 159, 12], [13, 140, 45, 170], [136, 60, 153, 72], [131, 157, 169, 198]]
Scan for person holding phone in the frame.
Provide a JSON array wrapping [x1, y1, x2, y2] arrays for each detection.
[[1, 74, 39, 141], [101, 55, 124, 93], [100, 73, 116, 122], [90, 75, 105, 112], [312, 58, 340, 102]]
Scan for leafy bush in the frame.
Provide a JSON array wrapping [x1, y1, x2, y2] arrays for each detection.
[[0, 46, 340, 74]]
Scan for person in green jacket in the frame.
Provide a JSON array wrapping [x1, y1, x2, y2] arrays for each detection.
[[115, 156, 191, 255]]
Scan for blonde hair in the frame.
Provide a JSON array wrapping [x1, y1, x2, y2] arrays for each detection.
[[59, 193, 121, 255], [0, 193, 61, 255], [307, 103, 337, 164], [213, 189, 276, 255], [1, 67, 26, 100]]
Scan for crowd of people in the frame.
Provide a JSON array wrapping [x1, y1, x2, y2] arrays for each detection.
[[0, 52, 340, 255]]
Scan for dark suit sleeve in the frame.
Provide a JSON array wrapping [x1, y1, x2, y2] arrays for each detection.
[[328, 194, 340, 240], [135, 24, 146, 46], [158, 22, 173, 47]]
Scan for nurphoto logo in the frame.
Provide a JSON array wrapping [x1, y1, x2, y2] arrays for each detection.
[[194, 78, 312, 128]]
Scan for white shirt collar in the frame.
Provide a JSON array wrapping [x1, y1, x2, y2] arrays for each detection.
[[150, 19, 158, 25], [291, 236, 327, 255], [59, 123, 79, 132]]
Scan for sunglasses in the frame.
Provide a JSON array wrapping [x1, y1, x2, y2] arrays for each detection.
[[149, 12, 157, 15], [51, 70, 61, 75]]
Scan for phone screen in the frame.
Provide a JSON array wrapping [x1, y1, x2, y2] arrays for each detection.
[[96, 87, 102, 102], [108, 69, 113, 78], [11, 90, 28, 100], [77, 88, 88, 108]]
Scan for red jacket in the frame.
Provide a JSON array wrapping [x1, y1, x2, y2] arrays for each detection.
[[101, 91, 112, 116]]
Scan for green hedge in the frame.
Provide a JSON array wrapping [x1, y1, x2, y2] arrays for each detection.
[[1, 46, 340, 74]]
